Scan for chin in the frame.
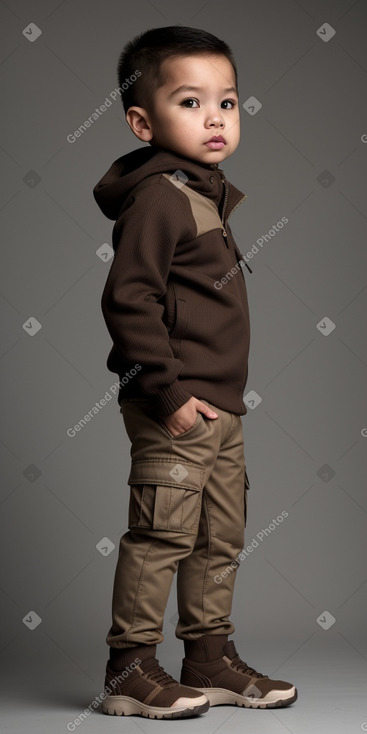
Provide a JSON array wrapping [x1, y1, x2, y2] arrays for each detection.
[[209, 151, 230, 161]]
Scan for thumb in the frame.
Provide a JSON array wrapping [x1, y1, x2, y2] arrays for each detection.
[[197, 400, 218, 419]]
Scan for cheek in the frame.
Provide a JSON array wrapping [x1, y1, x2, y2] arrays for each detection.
[[232, 116, 241, 135], [171, 115, 196, 135], [164, 113, 184, 131]]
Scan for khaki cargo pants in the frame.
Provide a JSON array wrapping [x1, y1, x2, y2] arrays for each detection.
[[106, 397, 250, 649]]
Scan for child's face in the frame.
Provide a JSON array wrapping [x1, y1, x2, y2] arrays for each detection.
[[127, 54, 240, 165]]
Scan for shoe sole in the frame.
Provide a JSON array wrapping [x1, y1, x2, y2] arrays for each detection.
[[102, 695, 209, 719], [190, 686, 298, 709]]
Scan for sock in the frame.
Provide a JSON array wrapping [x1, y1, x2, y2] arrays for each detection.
[[109, 643, 156, 671], [183, 634, 230, 662]]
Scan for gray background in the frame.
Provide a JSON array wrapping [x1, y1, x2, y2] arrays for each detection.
[[1, 0, 366, 732]]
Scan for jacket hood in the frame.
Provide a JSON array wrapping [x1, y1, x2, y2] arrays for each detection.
[[93, 144, 244, 221]]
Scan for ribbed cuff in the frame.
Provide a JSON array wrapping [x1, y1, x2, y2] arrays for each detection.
[[109, 643, 156, 670], [183, 634, 229, 662], [154, 381, 193, 417]]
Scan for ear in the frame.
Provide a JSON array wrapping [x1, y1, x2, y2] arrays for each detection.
[[125, 107, 153, 142]]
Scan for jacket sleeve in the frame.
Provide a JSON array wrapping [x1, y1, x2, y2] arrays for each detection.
[[101, 180, 194, 417]]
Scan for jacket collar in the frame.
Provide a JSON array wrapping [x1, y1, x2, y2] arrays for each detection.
[[93, 144, 246, 221]]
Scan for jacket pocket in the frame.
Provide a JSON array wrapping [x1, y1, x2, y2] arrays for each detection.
[[168, 284, 190, 339], [244, 467, 250, 527], [127, 459, 203, 534]]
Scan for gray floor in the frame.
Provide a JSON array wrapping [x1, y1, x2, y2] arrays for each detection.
[[2, 635, 366, 734]]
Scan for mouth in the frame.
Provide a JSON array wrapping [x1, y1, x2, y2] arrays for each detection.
[[205, 136, 226, 150]]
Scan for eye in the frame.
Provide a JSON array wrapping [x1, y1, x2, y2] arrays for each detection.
[[221, 99, 237, 109], [180, 98, 199, 108]]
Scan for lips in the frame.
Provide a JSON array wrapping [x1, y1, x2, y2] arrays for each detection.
[[206, 136, 226, 143], [204, 136, 226, 150]]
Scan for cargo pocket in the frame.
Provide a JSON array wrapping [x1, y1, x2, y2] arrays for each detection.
[[244, 467, 250, 527], [127, 459, 203, 534]]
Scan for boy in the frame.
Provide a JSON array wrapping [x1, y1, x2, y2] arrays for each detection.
[[93, 25, 297, 719]]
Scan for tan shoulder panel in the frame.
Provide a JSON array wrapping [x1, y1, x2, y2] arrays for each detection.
[[162, 172, 224, 238]]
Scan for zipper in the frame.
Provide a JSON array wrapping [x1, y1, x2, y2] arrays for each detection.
[[220, 178, 229, 242], [221, 178, 252, 273]]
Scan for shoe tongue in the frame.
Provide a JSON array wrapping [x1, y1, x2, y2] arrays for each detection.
[[140, 657, 159, 672], [223, 640, 237, 659]]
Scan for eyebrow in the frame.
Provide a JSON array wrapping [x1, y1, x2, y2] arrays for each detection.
[[169, 85, 238, 97]]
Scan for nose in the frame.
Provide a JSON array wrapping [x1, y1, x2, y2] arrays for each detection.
[[206, 108, 225, 128]]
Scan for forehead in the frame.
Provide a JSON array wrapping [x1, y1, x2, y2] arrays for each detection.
[[159, 54, 236, 88]]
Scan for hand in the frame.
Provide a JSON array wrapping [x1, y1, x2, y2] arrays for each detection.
[[161, 397, 218, 437]]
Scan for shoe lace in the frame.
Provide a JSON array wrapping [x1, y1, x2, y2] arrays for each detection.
[[230, 654, 268, 680], [142, 659, 177, 688]]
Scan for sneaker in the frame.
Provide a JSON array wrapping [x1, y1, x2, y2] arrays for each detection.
[[180, 636, 297, 709], [102, 646, 209, 719]]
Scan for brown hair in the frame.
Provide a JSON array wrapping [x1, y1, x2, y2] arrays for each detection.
[[117, 25, 238, 116]]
